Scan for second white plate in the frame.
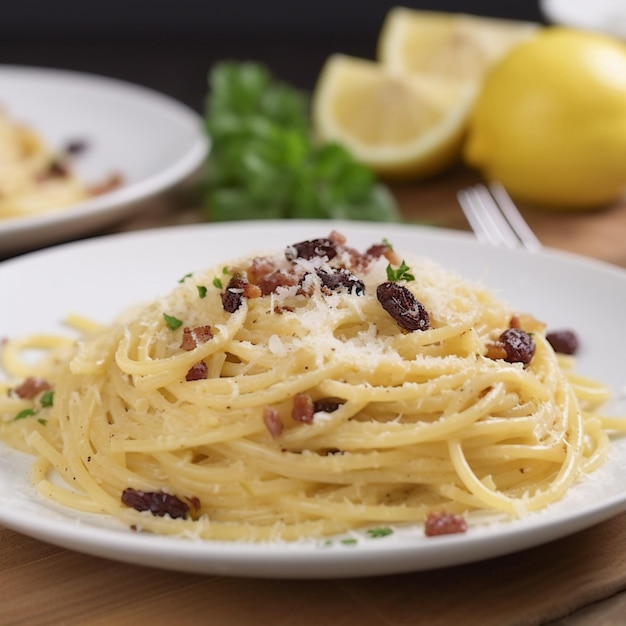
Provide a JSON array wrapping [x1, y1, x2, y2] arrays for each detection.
[[541, 0, 626, 38], [0, 65, 209, 255]]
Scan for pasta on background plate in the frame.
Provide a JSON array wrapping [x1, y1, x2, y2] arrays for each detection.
[[1, 231, 624, 541], [0, 105, 120, 220]]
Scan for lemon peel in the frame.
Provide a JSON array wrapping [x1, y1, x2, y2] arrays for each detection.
[[464, 27, 626, 210]]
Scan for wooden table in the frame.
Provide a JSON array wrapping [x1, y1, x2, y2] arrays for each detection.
[[2, 165, 626, 625]]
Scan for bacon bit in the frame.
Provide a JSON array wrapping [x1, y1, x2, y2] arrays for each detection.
[[246, 258, 308, 296], [273, 305, 295, 314], [257, 269, 299, 295], [246, 256, 276, 285], [424, 511, 468, 537], [296, 278, 315, 298], [180, 327, 196, 351], [186, 496, 202, 512], [263, 406, 284, 439], [88, 172, 123, 196], [13, 377, 51, 399], [243, 282, 262, 299], [328, 231, 367, 271], [180, 325, 213, 351], [328, 230, 347, 245], [366, 243, 401, 267], [485, 341, 508, 360], [194, 325, 213, 344], [186, 361, 208, 381], [121, 488, 191, 519], [341, 246, 368, 271], [221, 275, 261, 313], [38, 159, 69, 180], [365, 243, 387, 258], [292, 393, 315, 424]]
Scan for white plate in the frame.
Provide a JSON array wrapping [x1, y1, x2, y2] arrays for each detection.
[[1, 221, 625, 578], [0, 66, 209, 255], [541, 0, 626, 38]]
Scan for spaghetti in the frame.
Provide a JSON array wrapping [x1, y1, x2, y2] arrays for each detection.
[[0, 231, 622, 541], [0, 105, 119, 220]]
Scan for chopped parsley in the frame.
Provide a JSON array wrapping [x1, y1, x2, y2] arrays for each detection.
[[40, 390, 54, 408], [386, 260, 415, 282], [212, 277, 223, 289], [163, 313, 184, 330], [14, 408, 36, 421], [14, 390, 54, 422], [367, 527, 393, 538], [178, 272, 193, 283], [197, 285, 208, 299]]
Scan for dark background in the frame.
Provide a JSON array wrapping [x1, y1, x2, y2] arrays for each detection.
[[1, 1, 548, 112]]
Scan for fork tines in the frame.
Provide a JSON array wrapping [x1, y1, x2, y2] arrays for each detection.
[[457, 182, 542, 252]]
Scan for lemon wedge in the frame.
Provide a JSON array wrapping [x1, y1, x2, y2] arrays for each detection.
[[378, 8, 538, 82], [311, 54, 476, 180]]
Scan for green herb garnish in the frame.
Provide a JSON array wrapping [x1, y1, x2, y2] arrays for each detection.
[[212, 277, 223, 289], [178, 272, 193, 283], [40, 390, 54, 408], [386, 260, 415, 282], [202, 61, 399, 222], [14, 408, 36, 421], [367, 527, 394, 539], [163, 313, 184, 330], [340, 538, 358, 546], [197, 285, 208, 299]]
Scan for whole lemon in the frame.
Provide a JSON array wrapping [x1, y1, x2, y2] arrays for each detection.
[[463, 27, 626, 210]]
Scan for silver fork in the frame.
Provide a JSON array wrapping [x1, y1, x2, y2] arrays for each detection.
[[457, 182, 542, 252]]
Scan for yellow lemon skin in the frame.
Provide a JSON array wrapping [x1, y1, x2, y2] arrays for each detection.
[[464, 27, 626, 210]]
